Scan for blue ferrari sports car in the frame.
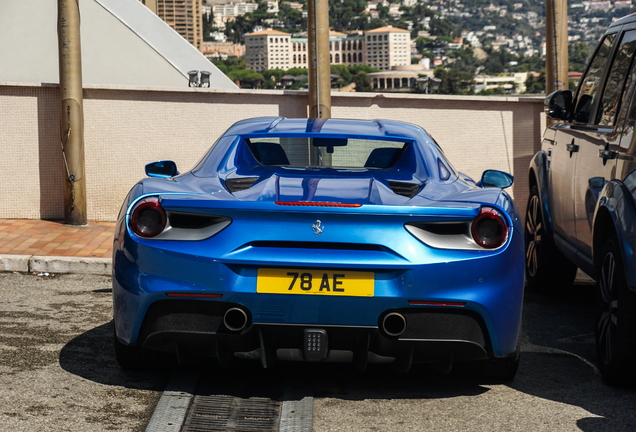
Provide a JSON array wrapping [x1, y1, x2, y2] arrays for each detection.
[[112, 117, 524, 378]]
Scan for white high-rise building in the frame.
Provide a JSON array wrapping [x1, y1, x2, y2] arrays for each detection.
[[245, 26, 411, 72], [364, 26, 411, 71], [244, 29, 292, 71]]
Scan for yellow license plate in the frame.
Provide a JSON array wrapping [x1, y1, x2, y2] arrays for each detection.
[[257, 268, 374, 297]]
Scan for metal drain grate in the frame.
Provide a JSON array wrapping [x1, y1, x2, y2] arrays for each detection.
[[181, 395, 281, 432]]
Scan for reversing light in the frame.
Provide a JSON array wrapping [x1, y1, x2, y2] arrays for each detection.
[[471, 207, 508, 249], [130, 197, 166, 237]]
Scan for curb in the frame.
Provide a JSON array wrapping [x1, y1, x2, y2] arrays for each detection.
[[0, 254, 111, 275], [145, 371, 199, 432]]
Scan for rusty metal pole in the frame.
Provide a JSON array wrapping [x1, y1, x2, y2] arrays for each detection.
[[307, 0, 331, 119], [546, 0, 568, 95], [58, 0, 87, 225]]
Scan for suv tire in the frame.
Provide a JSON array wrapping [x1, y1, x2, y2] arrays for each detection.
[[595, 235, 636, 386], [524, 186, 578, 292]]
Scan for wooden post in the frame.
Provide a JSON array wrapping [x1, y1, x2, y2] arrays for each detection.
[[307, 0, 331, 119], [546, 0, 569, 95], [58, 0, 87, 225]]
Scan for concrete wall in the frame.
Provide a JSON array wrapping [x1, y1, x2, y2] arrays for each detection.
[[0, 82, 545, 222]]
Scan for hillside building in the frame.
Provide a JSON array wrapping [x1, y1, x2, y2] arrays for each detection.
[[140, 0, 203, 51], [244, 26, 410, 72]]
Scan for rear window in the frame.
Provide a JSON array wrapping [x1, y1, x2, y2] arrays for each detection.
[[246, 137, 410, 169]]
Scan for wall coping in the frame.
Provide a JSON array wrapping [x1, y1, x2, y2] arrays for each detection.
[[0, 81, 545, 104]]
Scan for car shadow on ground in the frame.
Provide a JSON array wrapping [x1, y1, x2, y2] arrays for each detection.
[[510, 281, 636, 431], [59, 321, 168, 393], [58, 281, 636, 431]]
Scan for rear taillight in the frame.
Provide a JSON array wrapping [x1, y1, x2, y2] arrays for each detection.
[[130, 198, 166, 238], [471, 207, 508, 249]]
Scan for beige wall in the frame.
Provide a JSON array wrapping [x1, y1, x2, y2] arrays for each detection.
[[0, 83, 544, 222]]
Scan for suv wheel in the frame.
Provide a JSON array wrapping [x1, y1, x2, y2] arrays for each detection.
[[596, 236, 636, 386], [524, 186, 577, 292]]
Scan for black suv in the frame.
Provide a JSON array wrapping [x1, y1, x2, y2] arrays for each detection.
[[527, 13, 636, 386]]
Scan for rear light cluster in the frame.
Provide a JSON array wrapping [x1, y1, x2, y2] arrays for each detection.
[[471, 207, 508, 249], [130, 197, 166, 238]]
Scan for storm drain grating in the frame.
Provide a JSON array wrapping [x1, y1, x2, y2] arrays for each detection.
[[181, 395, 281, 432]]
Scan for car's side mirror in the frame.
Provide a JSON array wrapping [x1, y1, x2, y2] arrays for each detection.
[[145, 160, 179, 178], [544, 89, 573, 120], [479, 170, 513, 189]]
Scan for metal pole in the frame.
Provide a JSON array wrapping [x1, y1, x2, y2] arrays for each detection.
[[546, 0, 568, 95], [58, 0, 87, 225], [307, 0, 331, 119]]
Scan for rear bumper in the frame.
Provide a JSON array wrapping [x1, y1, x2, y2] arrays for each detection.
[[128, 299, 492, 365], [113, 212, 525, 359]]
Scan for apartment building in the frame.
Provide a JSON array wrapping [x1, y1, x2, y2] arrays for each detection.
[[245, 26, 410, 72], [212, 1, 279, 29], [140, 0, 203, 51], [365, 26, 410, 71], [289, 31, 366, 69], [244, 29, 291, 70], [212, 1, 258, 28]]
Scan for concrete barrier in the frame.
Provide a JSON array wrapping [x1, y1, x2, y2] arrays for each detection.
[[0, 82, 544, 221]]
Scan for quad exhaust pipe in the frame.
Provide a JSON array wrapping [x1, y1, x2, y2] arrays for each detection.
[[382, 312, 407, 337], [223, 307, 248, 332]]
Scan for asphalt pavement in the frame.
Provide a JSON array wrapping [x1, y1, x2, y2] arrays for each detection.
[[1, 271, 635, 431], [1, 219, 635, 431], [0, 272, 166, 431]]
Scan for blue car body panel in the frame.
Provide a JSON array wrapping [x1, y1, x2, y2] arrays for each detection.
[[113, 117, 525, 366]]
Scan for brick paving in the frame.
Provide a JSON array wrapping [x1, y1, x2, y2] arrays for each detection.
[[0, 219, 115, 258]]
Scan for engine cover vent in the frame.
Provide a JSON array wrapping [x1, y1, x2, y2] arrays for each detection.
[[225, 177, 259, 193], [387, 181, 420, 198]]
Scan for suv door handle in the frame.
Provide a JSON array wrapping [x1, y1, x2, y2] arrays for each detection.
[[599, 149, 618, 159], [566, 142, 579, 154]]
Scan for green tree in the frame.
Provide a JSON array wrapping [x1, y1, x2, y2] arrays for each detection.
[[290, 77, 308, 90], [278, 2, 304, 29], [228, 69, 264, 87], [287, 67, 309, 76], [525, 71, 546, 94], [429, 17, 453, 37], [212, 58, 246, 75], [202, 12, 214, 41], [348, 65, 380, 74], [331, 64, 352, 84], [353, 71, 373, 92], [261, 68, 287, 89], [433, 67, 474, 95]]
